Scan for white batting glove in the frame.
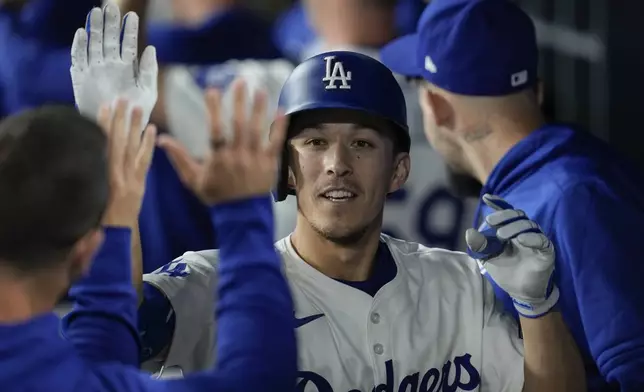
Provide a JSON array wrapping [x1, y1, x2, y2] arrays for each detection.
[[466, 194, 559, 318], [70, 3, 158, 131]]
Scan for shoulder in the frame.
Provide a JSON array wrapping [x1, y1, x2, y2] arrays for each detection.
[[175, 237, 290, 273], [382, 235, 480, 281]]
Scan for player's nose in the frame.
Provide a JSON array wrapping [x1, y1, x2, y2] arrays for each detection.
[[323, 143, 353, 177]]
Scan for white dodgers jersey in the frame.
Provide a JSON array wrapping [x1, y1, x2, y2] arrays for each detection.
[[142, 235, 525, 391]]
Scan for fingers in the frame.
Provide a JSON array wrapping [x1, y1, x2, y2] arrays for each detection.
[[71, 29, 89, 71], [97, 104, 113, 136], [157, 135, 202, 187], [86, 7, 104, 66], [482, 193, 514, 211], [230, 79, 248, 149], [109, 99, 130, 176], [120, 12, 139, 64], [205, 88, 223, 145], [102, 3, 121, 62], [485, 208, 526, 228], [248, 89, 267, 150], [465, 228, 487, 253], [515, 232, 554, 255], [466, 227, 506, 261], [138, 46, 158, 90], [267, 113, 289, 158], [126, 107, 144, 167], [135, 125, 157, 179], [496, 219, 540, 241]]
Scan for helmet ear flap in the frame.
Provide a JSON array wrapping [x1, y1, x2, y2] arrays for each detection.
[[274, 146, 291, 202]]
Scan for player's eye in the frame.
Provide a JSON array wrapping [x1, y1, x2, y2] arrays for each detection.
[[305, 138, 326, 147], [352, 140, 373, 149]]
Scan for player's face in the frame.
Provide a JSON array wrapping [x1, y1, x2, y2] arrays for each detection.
[[289, 122, 407, 243]]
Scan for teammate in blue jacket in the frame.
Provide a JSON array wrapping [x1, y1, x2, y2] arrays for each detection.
[[0, 60, 295, 392], [381, 0, 644, 390]]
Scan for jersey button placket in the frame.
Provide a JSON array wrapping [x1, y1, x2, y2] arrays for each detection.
[[367, 306, 389, 385]]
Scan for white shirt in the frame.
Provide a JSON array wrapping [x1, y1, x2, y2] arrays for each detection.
[[142, 234, 525, 391]]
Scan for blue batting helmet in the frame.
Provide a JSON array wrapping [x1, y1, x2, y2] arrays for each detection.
[[273, 51, 409, 202]]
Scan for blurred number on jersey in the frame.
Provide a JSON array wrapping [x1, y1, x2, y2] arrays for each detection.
[[157, 261, 189, 277]]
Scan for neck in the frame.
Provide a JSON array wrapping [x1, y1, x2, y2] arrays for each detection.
[[318, 7, 397, 49], [466, 110, 545, 184], [0, 267, 61, 323], [290, 214, 383, 281]]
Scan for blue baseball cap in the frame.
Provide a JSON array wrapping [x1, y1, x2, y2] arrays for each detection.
[[380, 0, 538, 96]]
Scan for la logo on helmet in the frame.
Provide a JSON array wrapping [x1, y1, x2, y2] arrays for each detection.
[[322, 56, 352, 90]]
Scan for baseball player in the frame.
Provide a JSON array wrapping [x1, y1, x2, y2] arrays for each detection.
[[140, 51, 585, 391], [380, 0, 644, 390]]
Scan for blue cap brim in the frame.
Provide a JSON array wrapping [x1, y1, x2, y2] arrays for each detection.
[[380, 34, 421, 77]]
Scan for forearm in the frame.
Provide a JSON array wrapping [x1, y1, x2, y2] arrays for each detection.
[[520, 311, 586, 392], [211, 195, 297, 390], [131, 220, 143, 304], [62, 227, 140, 366]]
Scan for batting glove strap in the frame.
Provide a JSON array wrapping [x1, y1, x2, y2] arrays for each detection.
[[512, 284, 560, 318]]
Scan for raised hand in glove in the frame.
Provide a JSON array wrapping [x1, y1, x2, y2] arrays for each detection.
[[466, 194, 559, 318], [70, 2, 157, 131]]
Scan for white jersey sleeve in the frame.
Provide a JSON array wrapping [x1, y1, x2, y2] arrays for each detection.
[[480, 278, 525, 391], [162, 59, 294, 159], [141, 250, 220, 373]]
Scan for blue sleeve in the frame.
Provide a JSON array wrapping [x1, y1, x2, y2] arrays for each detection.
[[0, 40, 75, 112], [554, 184, 644, 391], [207, 195, 297, 391], [138, 283, 175, 362], [17, 0, 100, 44], [147, 8, 280, 65], [61, 227, 141, 367]]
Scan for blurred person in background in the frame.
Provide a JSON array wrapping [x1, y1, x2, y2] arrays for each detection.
[[0, 0, 100, 116], [381, 0, 644, 390]]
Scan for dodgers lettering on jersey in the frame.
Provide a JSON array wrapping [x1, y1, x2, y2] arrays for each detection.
[[142, 235, 525, 391], [296, 356, 481, 392]]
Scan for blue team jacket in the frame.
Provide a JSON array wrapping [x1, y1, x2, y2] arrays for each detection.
[[0, 198, 296, 391], [474, 124, 644, 392]]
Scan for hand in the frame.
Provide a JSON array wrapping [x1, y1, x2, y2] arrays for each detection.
[[99, 99, 157, 228], [466, 194, 559, 318], [71, 3, 158, 131], [158, 78, 288, 205]]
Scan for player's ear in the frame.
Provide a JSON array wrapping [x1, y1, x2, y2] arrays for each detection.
[[389, 152, 410, 193], [418, 83, 453, 130], [535, 79, 545, 106], [69, 229, 105, 276]]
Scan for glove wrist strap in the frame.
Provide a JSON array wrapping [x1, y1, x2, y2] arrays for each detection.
[[512, 285, 560, 318]]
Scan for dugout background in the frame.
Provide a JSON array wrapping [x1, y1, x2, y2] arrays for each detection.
[[517, 0, 644, 173]]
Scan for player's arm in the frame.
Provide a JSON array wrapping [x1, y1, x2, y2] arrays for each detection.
[[554, 184, 644, 391], [62, 100, 156, 365], [469, 194, 585, 392], [145, 80, 295, 389], [138, 251, 217, 371], [518, 311, 584, 392]]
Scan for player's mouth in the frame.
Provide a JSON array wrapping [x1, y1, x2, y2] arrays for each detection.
[[320, 189, 357, 202]]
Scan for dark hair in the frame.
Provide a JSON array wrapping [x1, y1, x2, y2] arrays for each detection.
[[0, 106, 108, 272], [358, 0, 398, 8]]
